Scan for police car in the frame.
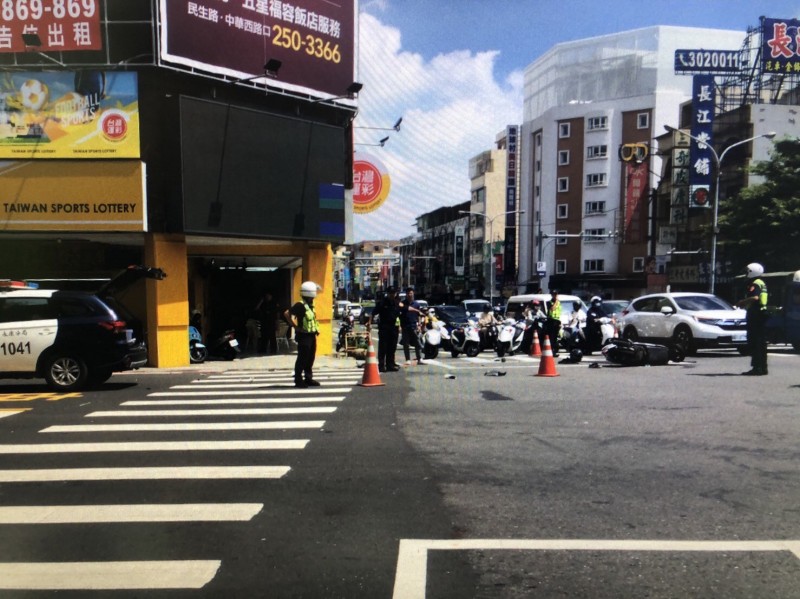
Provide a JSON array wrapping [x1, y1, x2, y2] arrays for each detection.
[[0, 266, 165, 391]]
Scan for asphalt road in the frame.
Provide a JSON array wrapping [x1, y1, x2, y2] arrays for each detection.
[[0, 344, 797, 598]]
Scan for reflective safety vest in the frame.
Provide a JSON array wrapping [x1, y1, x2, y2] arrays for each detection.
[[301, 301, 319, 334], [548, 299, 561, 321]]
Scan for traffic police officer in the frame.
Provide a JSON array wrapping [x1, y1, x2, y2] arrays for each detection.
[[546, 289, 562, 356], [284, 281, 321, 388], [739, 263, 769, 376], [373, 287, 401, 372]]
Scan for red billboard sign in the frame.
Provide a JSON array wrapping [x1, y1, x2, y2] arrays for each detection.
[[159, 0, 356, 99], [0, 0, 102, 53]]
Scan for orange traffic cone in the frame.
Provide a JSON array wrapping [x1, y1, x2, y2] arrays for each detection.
[[536, 336, 560, 377], [359, 336, 385, 387], [529, 330, 542, 357]]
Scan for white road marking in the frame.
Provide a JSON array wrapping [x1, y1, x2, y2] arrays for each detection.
[[0, 410, 26, 419], [149, 387, 352, 397], [199, 374, 362, 382], [392, 538, 800, 599], [87, 407, 337, 417], [122, 397, 344, 406], [0, 560, 221, 590], [0, 440, 309, 453], [0, 466, 290, 482], [41, 420, 326, 433], [182, 379, 361, 388], [0, 503, 263, 523]]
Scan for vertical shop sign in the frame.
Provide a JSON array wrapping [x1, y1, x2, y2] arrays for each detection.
[[689, 75, 715, 209], [503, 125, 518, 286]]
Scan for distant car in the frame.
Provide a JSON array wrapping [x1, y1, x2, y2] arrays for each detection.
[[505, 294, 587, 327], [345, 303, 362, 319], [461, 299, 492, 319], [0, 266, 165, 391], [599, 300, 629, 318], [334, 300, 350, 319], [433, 305, 470, 327], [618, 292, 748, 354]]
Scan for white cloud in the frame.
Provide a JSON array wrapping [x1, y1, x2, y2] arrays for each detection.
[[353, 12, 523, 241]]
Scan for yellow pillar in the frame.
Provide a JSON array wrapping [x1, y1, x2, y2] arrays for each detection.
[[299, 243, 333, 356], [144, 234, 189, 367]]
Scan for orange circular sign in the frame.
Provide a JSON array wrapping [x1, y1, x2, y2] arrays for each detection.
[[353, 154, 391, 214]]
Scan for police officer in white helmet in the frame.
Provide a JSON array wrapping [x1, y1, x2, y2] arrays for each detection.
[[737, 263, 769, 376], [284, 281, 321, 388]]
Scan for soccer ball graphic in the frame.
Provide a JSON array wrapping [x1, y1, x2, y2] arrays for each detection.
[[19, 79, 49, 111]]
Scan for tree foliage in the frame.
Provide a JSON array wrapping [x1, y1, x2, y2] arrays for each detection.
[[718, 138, 800, 272]]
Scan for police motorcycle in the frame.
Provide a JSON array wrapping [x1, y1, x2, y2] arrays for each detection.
[[494, 317, 528, 358], [563, 297, 618, 357], [419, 308, 445, 359], [449, 319, 482, 358], [601, 338, 684, 366]]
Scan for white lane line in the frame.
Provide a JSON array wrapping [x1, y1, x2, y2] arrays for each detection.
[[199, 375, 362, 382], [87, 407, 337, 417], [41, 420, 326, 433], [0, 560, 221, 590], [0, 410, 27, 419], [179, 381, 360, 389], [0, 440, 309, 453], [392, 538, 800, 599], [123, 397, 344, 406], [0, 503, 263, 523], [149, 387, 352, 397], [0, 466, 290, 482], [207, 370, 363, 377], [418, 359, 455, 370]]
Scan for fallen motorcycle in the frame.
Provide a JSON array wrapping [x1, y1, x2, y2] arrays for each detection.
[[601, 338, 684, 366]]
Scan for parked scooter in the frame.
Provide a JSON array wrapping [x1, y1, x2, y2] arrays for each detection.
[[495, 318, 528, 357], [450, 321, 482, 358], [189, 325, 208, 364], [419, 309, 446, 359], [336, 310, 356, 352], [209, 329, 241, 360]]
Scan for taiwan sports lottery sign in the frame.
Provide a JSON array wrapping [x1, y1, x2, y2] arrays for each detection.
[[353, 153, 391, 214]]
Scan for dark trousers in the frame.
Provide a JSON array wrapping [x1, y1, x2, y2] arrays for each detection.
[[402, 325, 421, 361], [260, 321, 277, 354], [294, 332, 317, 382], [546, 320, 561, 355], [748, 322, 768, 373], [378, 327, 399, 370]]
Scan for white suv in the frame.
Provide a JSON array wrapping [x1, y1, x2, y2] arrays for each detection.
[[618, 292, 747, 354]]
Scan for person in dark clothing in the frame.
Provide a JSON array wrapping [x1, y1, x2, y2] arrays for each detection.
[[373, 287, 400, 372], [255, 291, 279, 354], [399, 287, 424, 364], [284, 281, 321, 388], [738, 262, 769, 376]]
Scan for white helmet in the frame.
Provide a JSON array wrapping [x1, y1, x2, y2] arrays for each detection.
[[590, 295, 602, 305], [428, 308, 436, 315], [746, 263, 764, 278], [300, 281, 319, 298]]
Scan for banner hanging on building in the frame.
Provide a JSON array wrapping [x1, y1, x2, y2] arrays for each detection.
[[352, 153, 391, 214], [503, 125, 519, 286], [689, 74, 715, 209], [0, 0, 102, 53], [0, 71, 139, 159]]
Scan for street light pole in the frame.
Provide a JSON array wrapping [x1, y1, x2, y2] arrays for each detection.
[[664, 126, 775, 294], [460, 209, 525, 307]]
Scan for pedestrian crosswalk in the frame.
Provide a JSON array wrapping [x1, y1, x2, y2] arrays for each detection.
[[0, 367, 363, 592]]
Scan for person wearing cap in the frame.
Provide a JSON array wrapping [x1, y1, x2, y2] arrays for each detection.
[[738, 262, 769, 376], [546, 290, 562, 356], [373, 287, 401, 372], [284, 281, 321, 388]]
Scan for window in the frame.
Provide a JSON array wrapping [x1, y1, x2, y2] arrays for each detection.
[[584, 259, 605, 272], [637, 112, 650, 129], [536, 133, 542, 147], [557, 177, 569, 192], [583, 228, 607, 242], [558, 150, 570, 165], [587, 116, 608, 131], [556, 229, 568, 245], [535, 185, 540, 199], [585, 200, 606, 215], [587, 145, 607, 159], [556, 260, 567, 274], [536, 159, 541, 172], [0, 298, 54, 322], [557, 204, 568, 219], [633, 257, 645, 272], [559, 122, 571, 138], [586, 173, 607, 187]]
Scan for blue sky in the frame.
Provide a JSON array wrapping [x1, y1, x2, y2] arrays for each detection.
[[352, 1, 800, 241]]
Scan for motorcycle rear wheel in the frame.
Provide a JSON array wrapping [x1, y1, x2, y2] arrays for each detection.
[[190, 345, 208, 364], [465, 342, 480, 358]]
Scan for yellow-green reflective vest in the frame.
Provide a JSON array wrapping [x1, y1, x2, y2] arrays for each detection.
[[302, 301, 319, 334]]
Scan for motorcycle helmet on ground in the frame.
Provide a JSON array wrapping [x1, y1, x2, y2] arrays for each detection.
[[746, 263, 764, 278], [300, 281, 319, 298], [569, 348, 583, 363]]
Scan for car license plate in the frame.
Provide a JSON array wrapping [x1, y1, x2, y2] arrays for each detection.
[[229, 339, 239, 347], [732, 334, 746, 342]]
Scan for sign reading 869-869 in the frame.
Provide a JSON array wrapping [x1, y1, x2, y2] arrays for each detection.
[[674, 49, 741, 74]]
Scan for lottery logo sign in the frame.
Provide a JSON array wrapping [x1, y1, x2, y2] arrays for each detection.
[[353, 154, 390, 214]]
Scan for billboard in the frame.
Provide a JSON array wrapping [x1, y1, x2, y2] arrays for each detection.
[[762, 17, 800, 73], [352, 153, 390, 214], [159, 0, 356, 99], [0, 0, 102, 53], [0, 71, 139, 159], [0, 160, 146, 232], [180, 96, 347, 243]]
